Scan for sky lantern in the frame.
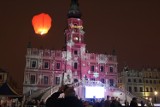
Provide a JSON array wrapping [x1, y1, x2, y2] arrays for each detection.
[[32, 13, 52, 36]]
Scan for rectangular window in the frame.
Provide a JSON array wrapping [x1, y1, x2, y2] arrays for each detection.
[[140, 87, 143, 92], [74, 62, 78, 69], [109, 79, 114, 86], [56, 63, 61, 69], [134, 79, 136, 82], [55, 77, 60, 85], [110, 67, 113, 72], [74, 50, 78, 55], [128, 79, 131, 82], [30, 75, 35, 84], [101, 78, 105, 83], [100, 66, 104, 72], [43, 61, 49, 69], [31, 60, 37, 68], [0, 75, 2, 81], [90, 66, 94, 72], [150, 80, 152, 84], [44, 76, 48, 84], [134, 87, 137, 92], [139, 79, 142, 83], [146, 87, 149, 92], [129, 87, 132, 92]]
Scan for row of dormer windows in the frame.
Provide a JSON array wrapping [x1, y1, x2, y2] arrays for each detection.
[[29, 51, 116, 63]]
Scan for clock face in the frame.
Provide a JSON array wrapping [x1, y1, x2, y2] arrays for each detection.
[[73, 36, 79, 42]]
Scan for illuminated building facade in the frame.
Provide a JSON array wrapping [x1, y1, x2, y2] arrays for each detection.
[[118, 67, 160, 102], [23, 0, 118, 98]]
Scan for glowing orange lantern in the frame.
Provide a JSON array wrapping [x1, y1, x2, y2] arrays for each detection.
[[32, 13, 52, 35]]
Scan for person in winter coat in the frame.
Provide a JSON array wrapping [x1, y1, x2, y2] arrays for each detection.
[[46, 85, 83, 107], [129, 97, 138, 107]]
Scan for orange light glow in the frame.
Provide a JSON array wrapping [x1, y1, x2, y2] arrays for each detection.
[[32, 13, 52, 36]]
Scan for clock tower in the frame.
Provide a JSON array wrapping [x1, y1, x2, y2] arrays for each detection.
[[64, 0, 86, 83]]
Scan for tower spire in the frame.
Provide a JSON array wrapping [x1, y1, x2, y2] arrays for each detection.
[[68, 0, 81, 18]]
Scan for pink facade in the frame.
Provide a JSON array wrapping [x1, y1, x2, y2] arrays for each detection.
[[23, 0, 118, 97]]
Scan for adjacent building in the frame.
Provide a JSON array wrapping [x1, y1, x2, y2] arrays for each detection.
[[118, 67, 160, 102]]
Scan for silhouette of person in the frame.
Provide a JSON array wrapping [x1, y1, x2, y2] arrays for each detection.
[[46, 85, 83, 107]]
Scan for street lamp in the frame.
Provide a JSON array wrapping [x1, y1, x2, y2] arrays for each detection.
[[154, 91, 158, 103]]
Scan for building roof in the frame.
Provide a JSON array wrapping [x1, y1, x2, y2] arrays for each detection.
[[0, 82, 21, 97], [68, 0, 81, 18]]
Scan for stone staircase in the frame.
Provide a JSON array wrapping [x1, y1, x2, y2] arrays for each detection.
[[27, 86, 53, 100], [27, 80, 146, 103], [41, 85, 60, 101]]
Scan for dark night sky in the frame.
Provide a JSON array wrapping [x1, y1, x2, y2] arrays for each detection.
[[0, 0, 160, 90]]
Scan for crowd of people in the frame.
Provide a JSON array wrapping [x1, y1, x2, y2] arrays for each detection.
[[45, 85, 154, 107], [0, 85, 155, 107]]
